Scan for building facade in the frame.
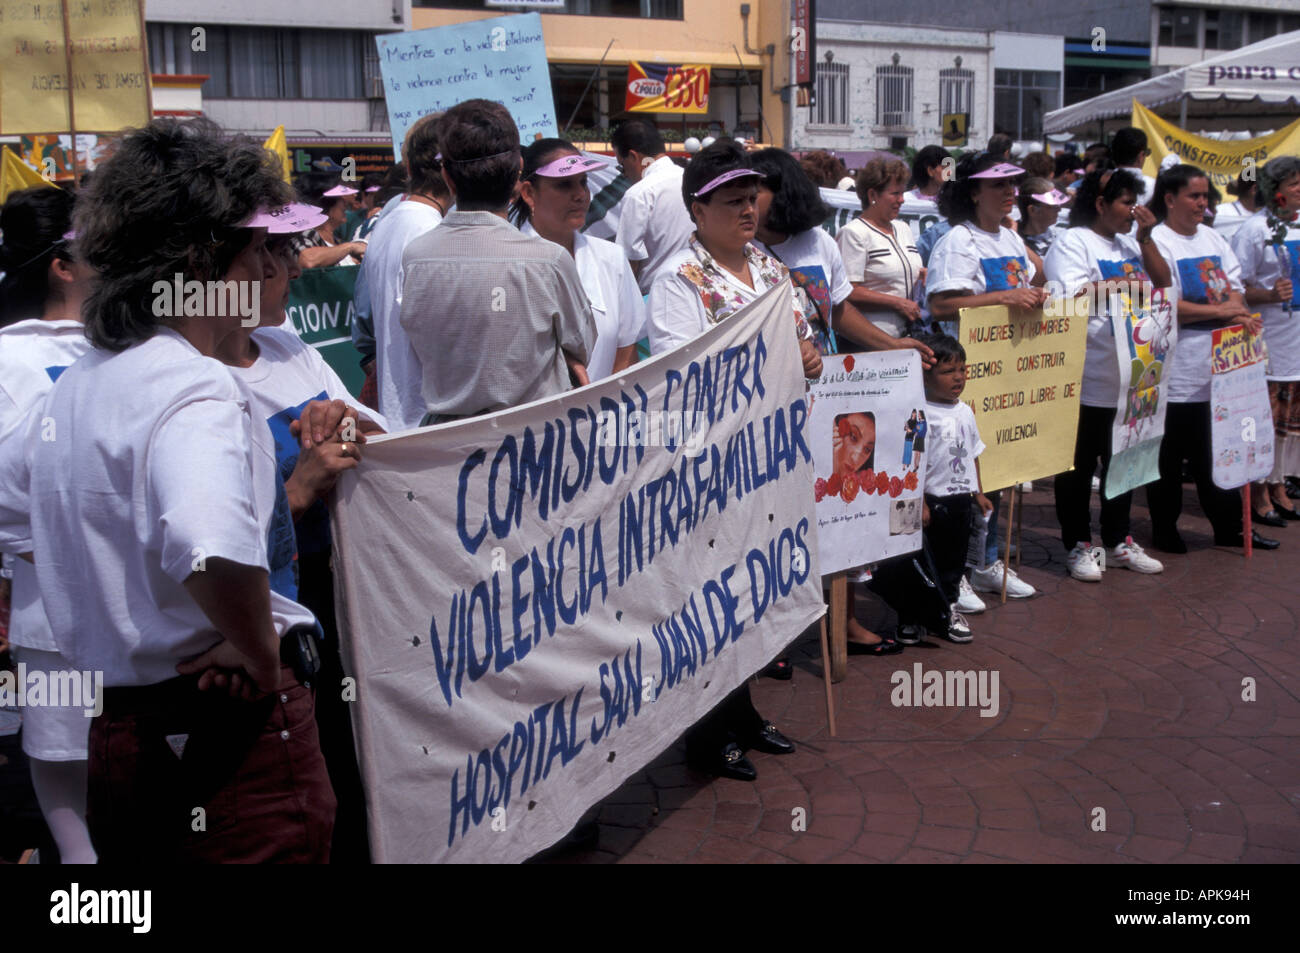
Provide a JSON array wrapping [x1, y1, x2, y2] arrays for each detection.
[[1151, 1, 1300, 72]]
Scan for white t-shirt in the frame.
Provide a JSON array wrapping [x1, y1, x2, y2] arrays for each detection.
[[1121, 167, 1158, 206], [615, 156, 695, 294], [757, 226, 851, 350], [0, 329, 315, 687], [837, 216, 921, 339], [362, 197, 443, 430], [228, 326, 388, 561], [522, 223, 645, 381], [1043, 227, 1151, 407], [905, 189, 939, 211], [1153, 222, 1244, 402], [924, 398, 986, 497], [0, 319, 91, 652], [1229, 210, 1300, 381], [926, 222, 1038, 302]]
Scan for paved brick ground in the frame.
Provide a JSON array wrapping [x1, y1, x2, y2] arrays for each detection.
[[549, 485, 1300, 864]]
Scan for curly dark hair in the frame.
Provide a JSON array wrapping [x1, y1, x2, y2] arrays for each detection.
[[798, 149, 848, 189], [1147, 163, 1208, 223], [0, 185, 76, 328], [74, 117, 293, 351], [936, 151, 1020, 226], [681, 138, 752, 224], [750, 147, 829, 236], [1068, 168, 1141, 229], [509, 137, 581, 226]]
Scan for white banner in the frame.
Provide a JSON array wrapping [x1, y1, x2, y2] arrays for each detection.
[[806, 350, 926, 575], [1105, 289, 1177, 498], [1210, 324, 1274, 489], [330, 282, 825, 862]]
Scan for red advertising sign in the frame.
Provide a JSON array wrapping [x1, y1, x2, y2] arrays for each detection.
[[625, 62, 711, 114]]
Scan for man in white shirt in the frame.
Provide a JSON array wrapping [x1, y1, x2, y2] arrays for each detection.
[[612, 119, 695, 294], [1112, 127, 1158, 206], [360, 113, 450, 430]]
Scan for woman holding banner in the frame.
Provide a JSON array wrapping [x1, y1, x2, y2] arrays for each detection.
[[511, 138, 644, 381], [925, 151, 1045, 605], [1145, 164, 1272, 552], [1043, 168, 1170, 582], [646, 140, 815, 781], [1229, 156, 1300, 525]]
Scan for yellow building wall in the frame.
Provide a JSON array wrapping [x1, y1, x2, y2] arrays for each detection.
[[410, 0, 790, 146]]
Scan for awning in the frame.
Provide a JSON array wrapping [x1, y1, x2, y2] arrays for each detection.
[[1045, 30, 1300, 133]]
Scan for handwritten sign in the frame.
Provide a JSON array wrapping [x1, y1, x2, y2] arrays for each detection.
[[330, 282, 825, 862], [0, 0, 150, 135], [806, 351, 926, 575], [375, 12, 557, 160], [1210, 324, 1274, 489], [958, 303, 1088, 492], [1105, 289, 1177, 498]]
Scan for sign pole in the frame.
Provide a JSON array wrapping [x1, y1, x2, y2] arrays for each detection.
[[828, 572, 848, 682], [58, 0, 79, 186], [817, 615, 837, 737], [1243, 488, 1253, 559], [1001, 489, 1016, 604]]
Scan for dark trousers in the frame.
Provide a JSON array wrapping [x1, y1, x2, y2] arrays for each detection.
[[685, 683, 765, 759], [1145, 401, 1242, 541], [1054, 405, 1132, 550], [298, 550, 370, 864], [923, 492, 973, 606], [87, 665, 335, 864]]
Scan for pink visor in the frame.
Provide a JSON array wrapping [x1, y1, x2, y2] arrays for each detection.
[[322, 184, 359, 197], [365, 185, 381, 192], [242, 202, 329, 233], [1031, 188, 1071, 206], [969, 162, 1024, 179], [62, 229, 76, 241], [692, 167, 763, 198], [535, 153, 605, 178]]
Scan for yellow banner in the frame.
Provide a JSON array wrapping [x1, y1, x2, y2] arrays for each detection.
[[1132, 100, 1300, 190], [263, 125, 291, 184], [1, 0, 151, 135], [957, 303, 1089, 493], [1, 147, 56, 204]]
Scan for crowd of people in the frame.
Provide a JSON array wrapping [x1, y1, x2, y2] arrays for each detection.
[[0, 102, 1296, 863]]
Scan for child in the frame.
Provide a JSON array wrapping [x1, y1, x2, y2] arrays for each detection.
[[912, 333, 993, 643]]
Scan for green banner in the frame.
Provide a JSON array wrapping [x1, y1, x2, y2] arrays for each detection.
[[286, 265, 365, 398]]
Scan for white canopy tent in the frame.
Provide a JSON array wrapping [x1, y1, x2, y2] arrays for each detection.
[[1045, 30, 1300, 135]]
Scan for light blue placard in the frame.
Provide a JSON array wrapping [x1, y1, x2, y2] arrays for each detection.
[[376, 12, 557, 160]]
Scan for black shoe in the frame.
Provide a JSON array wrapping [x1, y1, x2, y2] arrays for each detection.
[[1151, 529, 1187, 554], [1287, 477, 1300, 499], [1252, 509, 1288, 528], [847, 637, 904, 656], [745, 722, 796, 755], [761, 657, 794, 680], [894, 623, 925, 645], [1275, 506, 1300, 521], [1216, 530, 1281, 550], [690, 742, 758, 781]]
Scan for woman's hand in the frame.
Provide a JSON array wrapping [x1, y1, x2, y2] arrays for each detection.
[[348, 241, 367, 261], [291, 399, 365, 449], [177, 638, 281, 699], [893, 296, 922, 323], [1236, 311, 1263, 336], [284, 435, 361, 518], [1001, 287, 1048, 311], [1133, 204, 1157, 241], [895, 336, 936, 369], [975, 492, 994, 516], [1273, 278, 1294, 304], [922, 500, 931, 527], [799, 338, 823, 378]]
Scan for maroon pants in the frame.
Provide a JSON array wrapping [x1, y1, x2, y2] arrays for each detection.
[[87, 665, 335, 863]]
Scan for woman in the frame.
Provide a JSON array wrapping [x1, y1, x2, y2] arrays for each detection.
[[646, 140, 814, 782], [1145, 164, 1268, 552], [294, 177, 366, 269], [750, 148, 933, 362], [907, 145, 949, 209], [1226, 171, 1261, 219], [925, 151, 1046, 606], [838, 158, 926, 341], [512, 138, 642, 381], [0, 118, 337, 862], [0, 186, 97, 863], [1044, 168, 1171, 582], [215, 201, 388, 863], [1229, 156, 1300, 526], [1017, 177, 1069, 258]]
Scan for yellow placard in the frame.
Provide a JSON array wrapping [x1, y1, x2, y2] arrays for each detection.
[[1, 0, 151, 135], [1132, 100, 1300, 191], [957, 302, 1089, 492], [941, 113, 968, 148], [1, 146, 56, 203]]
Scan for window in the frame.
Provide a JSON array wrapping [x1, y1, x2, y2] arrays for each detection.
[[994, 69, 1060, 141], [1248, 12, 1279, 43], [875, 63, 913, 128], [1158, 6, 1199, 48], [413, 0, 683, 17], [938, 67, 974, 118], [1205, 10, 1243, 50], [148, 24, 369, 100], [813, 62, 850, 126]]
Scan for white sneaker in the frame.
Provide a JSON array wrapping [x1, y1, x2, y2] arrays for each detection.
[[1110, 537, 1164, 574], [1021, 481, 1033, 493], [1090, 475, 1101, 492], [943, 606, 974, 643], [969, 560, 1036, 598], [1066, 542, 1104, 582], [956, 575, 987, 613]]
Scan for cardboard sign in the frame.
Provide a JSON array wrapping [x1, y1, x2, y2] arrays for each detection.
[[958, 303, 1088, 492], [286, 265, 364, 397], [806, 351, 926, 575], [376, 12, 557, 160], [1210, 324, 1274, 489], [1105, 289, 1178, 498]]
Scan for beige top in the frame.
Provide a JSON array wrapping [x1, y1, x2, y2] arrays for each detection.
[[836, 216, 922, 338]]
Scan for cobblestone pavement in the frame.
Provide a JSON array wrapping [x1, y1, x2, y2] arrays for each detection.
[[552, 486, 1300, 864]]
